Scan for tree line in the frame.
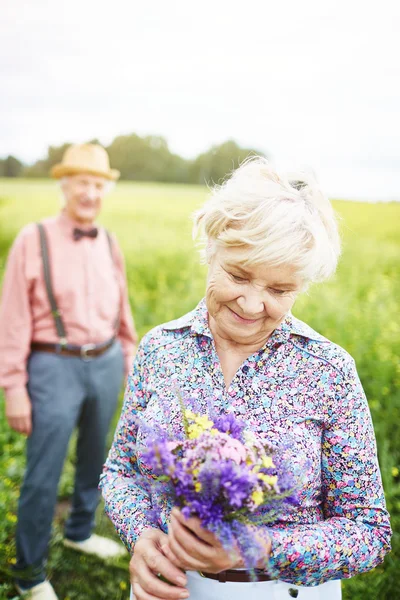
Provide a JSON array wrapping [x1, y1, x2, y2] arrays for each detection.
[[0, 134, 265, 185]]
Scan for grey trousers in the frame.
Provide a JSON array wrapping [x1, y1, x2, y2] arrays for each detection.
[[14, 340, 124, 588]]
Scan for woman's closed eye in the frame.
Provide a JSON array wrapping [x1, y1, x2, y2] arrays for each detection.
[[230, 273, 247, 283], [269, 288, 287, 296], [229, 272, 289, 294]]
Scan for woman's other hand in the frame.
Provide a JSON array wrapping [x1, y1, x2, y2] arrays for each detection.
[[130, 528, 189, 600], [166, 508, 250, 574]]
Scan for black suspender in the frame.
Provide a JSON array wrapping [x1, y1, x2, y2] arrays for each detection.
[[37, 223, 120, 347], [37, 223, 68, 346]]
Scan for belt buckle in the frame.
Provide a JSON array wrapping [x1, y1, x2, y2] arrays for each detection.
[[80, 343, 96, 361]]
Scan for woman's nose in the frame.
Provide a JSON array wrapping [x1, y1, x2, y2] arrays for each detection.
[[237, 291, 264, 315]]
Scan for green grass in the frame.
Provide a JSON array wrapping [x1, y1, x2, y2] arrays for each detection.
[[0, 179, 399, 599]]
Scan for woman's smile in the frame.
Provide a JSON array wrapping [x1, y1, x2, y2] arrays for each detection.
[[227, 306, 261, 325]]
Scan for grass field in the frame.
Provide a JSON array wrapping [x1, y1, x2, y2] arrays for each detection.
[[0, 179, 399, 599]]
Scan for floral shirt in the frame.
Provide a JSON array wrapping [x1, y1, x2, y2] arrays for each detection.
[[100, 299, 391, 586]]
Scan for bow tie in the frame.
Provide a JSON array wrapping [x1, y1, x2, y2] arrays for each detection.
[[73, 227, 98, 241]]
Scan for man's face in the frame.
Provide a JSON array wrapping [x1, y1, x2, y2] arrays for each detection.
[[61, 174, 109, 225]]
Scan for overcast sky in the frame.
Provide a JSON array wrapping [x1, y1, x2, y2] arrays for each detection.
[[1, 0, 400, 200]]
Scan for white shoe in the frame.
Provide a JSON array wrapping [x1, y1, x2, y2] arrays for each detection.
[[63, 533, 126, 560], [16, 581, 58, 599]]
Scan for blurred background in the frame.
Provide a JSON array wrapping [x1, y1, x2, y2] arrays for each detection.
[[2, 0, 400, 201], [0, 1, 399, 599]]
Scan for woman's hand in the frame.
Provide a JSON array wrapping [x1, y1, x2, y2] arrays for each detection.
[[165, 508, 244, 574], [129, 528, 189, 600]]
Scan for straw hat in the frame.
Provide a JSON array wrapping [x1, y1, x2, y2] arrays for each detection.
[[50, 144, 120, 180]]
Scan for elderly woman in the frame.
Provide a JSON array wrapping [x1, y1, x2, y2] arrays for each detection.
[[100, 158, 391, 600]]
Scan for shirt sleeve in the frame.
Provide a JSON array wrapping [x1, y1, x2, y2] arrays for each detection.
[[99, 340, 158, 552], [111, 235, 138, 376], [0, 228, 33, 401], [267, 359, 392, 586]]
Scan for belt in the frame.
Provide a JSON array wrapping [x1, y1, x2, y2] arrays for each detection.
[[31, 338, 115, 360], [199, 569, 273, 583]]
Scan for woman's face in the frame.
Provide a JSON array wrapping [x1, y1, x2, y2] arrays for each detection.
[[206, 246, 302, 347]]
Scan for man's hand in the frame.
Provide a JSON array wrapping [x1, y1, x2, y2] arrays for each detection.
[[6, 392, 32, 436], [130, 528, 189, 600]]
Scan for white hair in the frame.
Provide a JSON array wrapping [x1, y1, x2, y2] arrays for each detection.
[[193, 157, 341, 284], [103, 180, 115, 194], [58, 177, 68, 207]]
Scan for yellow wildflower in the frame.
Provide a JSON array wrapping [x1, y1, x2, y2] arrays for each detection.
[[194, 415, 214, 430], [261, 455, 275, 469], [187, 413, 214, 439], [188, 424, 202, 439], [251, 490, 264, 506], [195, 482, 202, 492], [188, 424, 207, 439], [392, 467, 399, 477], [258, 474, 278, 486]]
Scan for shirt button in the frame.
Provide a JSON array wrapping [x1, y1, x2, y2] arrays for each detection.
[[242, 365, 249, 373]]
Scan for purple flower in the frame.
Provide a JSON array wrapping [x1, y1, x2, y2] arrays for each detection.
[[217, 461, 257, 509], [141, 439, 176, 477], [213, 413, 246, 440]]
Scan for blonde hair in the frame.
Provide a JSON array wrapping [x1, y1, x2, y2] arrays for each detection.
[[193, 157, 341, 284]]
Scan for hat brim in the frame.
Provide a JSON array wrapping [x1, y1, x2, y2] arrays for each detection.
[[50, 164, 120, 181]]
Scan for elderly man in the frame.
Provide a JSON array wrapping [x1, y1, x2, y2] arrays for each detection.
[[0, 144, 137, 599]]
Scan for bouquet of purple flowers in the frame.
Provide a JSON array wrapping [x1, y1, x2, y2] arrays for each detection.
[[140, 397, 298, 573]]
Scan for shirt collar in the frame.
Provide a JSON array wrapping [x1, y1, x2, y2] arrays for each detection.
[[162, 298, 326, 343], [57, 211, 98, 236]]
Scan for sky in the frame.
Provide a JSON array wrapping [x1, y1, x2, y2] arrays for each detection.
[[1, 0, 400, 200]]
